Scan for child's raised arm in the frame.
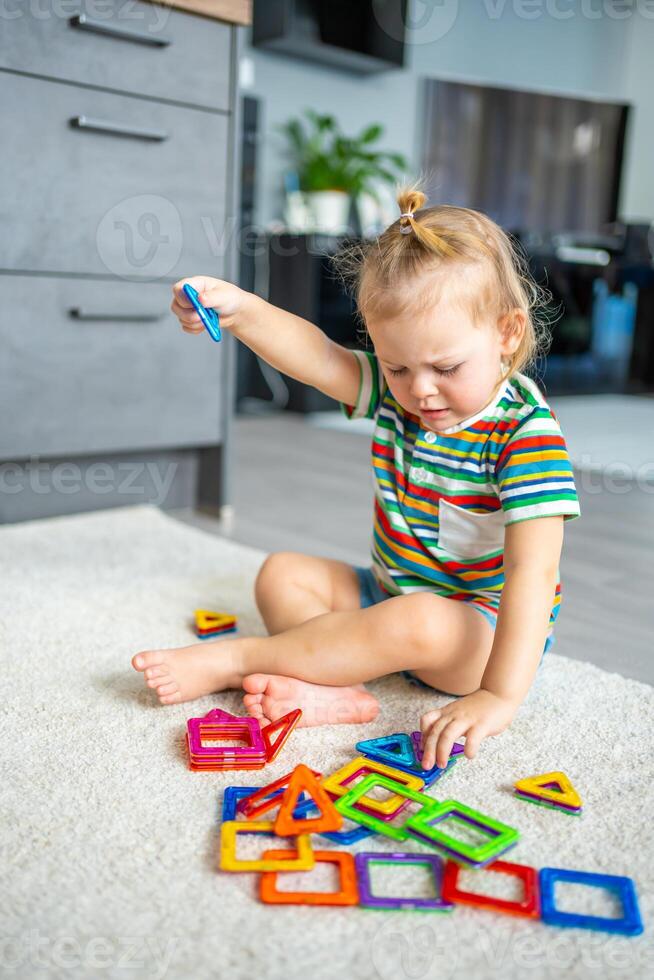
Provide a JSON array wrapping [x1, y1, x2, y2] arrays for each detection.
[[171, 276, 360, 406]]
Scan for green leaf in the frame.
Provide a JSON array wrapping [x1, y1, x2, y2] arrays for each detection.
[[359, 123, 384, 144]]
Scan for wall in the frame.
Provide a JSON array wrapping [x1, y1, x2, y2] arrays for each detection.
[[242, 1, 650, 228], [620, 11, 654, 220]]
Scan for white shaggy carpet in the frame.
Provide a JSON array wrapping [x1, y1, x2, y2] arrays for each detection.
[[1, 506, 652, 980]]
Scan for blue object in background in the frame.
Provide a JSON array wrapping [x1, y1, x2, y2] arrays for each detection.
[[182, 282, 221, 342], [591, 280, 638, 387]]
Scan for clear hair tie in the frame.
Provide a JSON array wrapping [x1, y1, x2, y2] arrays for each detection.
[[399, 212, 414, 235]]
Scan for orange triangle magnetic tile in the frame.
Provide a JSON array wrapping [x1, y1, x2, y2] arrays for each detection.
[[238, 766, 322, 819], [274, 764, 343, 837], [514, 771, 582, 810], [262, 709, 302, 763]]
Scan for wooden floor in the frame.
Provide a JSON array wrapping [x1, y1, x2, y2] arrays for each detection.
[[175, 413, 654, 686]]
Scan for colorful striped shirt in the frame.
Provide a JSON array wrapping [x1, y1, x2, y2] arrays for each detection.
[[341, 349, 580, 629]]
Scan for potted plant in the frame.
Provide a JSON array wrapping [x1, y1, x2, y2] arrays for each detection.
[[279, 109, 408, 234]]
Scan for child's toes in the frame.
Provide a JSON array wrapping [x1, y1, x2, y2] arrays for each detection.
[[145, 665, 167, 680], [159, 691, 182, 705], [132, 650, 166, 672], [147, 675, 171, 690], [242, 692, 263, 708], [154, 681, 179, 697], [245, 700, 264, 720], [242, 673, 269, 696]]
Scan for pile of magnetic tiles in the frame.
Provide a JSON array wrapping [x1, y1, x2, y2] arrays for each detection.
[[184, 706, 643, 933], [193, 609, 238, 641]]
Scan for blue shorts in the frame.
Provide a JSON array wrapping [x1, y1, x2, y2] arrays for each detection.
[[353, 565, 554, 691]]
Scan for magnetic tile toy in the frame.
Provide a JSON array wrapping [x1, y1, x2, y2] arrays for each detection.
[[355, 733, 416, 769], [274, 765, 343, 836], [219, 820, 314, 872], [406, 800, 520, 867], [194, 609, 237, 640], [355, 851, 453, 912], [262, 709, 302, 763], [322, 757, 425, 816], [366, 734, 462, 781], [195, 626, 238, 641], [194, 611, 237, 631], [202, 708, 239, 723], [187, 715, 267, 771], [411, 733, 465, 764], [237, 766, 322, 819], [292, 797, 377, 844], [539, 867, 643, 936], [221, 786, 312, 823], [259, 850, 359, 906], [514, 772, 582, 812], [370, 751, 458, 784], [222, 786, 284, 822], [442, 859, 540, 918], [514, 791, 582, 816], [183, 283, 222, 342], [335, 774, 440, 843]]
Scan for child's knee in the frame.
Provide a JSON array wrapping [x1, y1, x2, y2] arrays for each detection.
[[254, 551, 299, 603]]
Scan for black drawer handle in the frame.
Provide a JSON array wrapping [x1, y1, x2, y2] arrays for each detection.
[[68, 308, 165, 322], [70, 13, 172, 47], [70, 115, 168, 142]]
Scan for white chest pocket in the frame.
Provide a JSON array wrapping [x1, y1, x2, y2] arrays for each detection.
[[438, 498, 506, 559]]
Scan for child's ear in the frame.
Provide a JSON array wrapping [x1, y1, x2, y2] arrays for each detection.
[[498, 309, 526, 355]]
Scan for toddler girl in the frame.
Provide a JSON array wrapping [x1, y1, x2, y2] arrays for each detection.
[[132, 186, 580, 770]]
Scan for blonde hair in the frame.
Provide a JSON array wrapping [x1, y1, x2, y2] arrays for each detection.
[[333, 183, 553, 382]]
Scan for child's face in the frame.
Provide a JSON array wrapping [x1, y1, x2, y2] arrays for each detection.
[[366, 300, 518, 433]]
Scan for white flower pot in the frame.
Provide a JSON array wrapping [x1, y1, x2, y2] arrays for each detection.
[[306, 190, 351, 234]]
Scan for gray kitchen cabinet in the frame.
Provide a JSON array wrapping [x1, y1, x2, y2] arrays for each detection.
[[0, 276, 224, 458], [0, 0, 232, 112], [0, 2, 245, 523], [1, 73, 229, 279]]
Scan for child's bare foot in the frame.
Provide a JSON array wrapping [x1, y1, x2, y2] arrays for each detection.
[[242, 674, 379, 728], [131, 639, 242, 705]]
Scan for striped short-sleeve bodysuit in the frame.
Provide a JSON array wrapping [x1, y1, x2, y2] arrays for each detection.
[[341, 349, 581, 633]]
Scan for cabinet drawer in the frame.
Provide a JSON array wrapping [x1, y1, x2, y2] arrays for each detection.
[[0, 0, 232, 112], [0, 73, 229, 279], [0, 276, 224, 458]]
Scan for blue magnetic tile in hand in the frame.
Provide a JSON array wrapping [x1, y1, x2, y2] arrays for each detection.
[[182, 282, 221, 342], [539, 867, 643, 936]]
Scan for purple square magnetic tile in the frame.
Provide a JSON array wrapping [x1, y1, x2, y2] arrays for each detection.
[[355, 851, 454, 910]]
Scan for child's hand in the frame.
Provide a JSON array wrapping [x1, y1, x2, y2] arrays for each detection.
[[171, 276, 251, 334], [419, 690, 518, 770]]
